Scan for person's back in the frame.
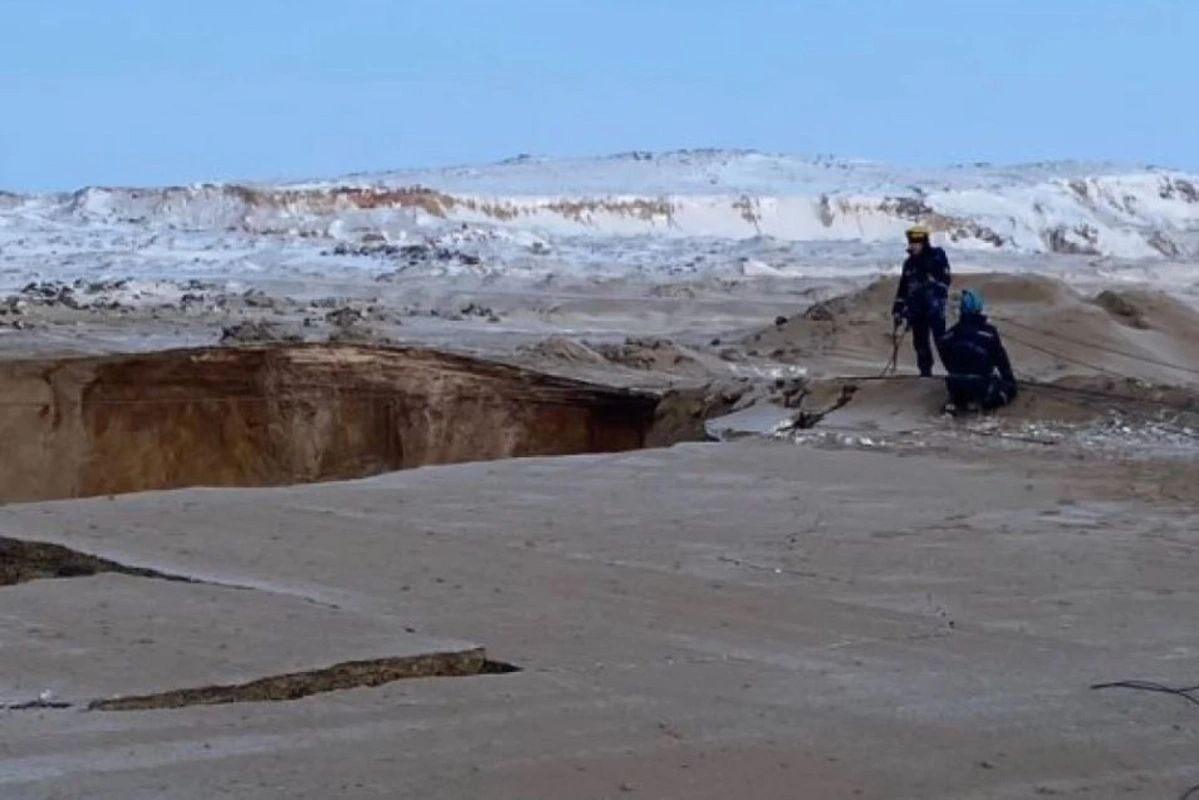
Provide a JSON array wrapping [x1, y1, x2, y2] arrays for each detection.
[[939, 290, 1017, 413]]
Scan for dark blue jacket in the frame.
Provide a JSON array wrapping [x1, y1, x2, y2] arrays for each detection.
[[939, 313, 1016, 383], [893, 246, 951, 320]]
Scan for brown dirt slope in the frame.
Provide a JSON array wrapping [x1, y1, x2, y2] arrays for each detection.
[[0, 343, 665, 504], [749, 273, 1199, 387]]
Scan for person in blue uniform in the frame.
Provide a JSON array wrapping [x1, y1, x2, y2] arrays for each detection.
[[938, 289, 1018, 413], [891, 225, 952, 376]]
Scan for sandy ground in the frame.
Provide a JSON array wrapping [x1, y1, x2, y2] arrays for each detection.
[[2, 574, 475, 703], [1, 267, 1198, 798], [2, 441, 1198, 799], [9, 268, 1199, 461], [4, 270, 1197, 386]]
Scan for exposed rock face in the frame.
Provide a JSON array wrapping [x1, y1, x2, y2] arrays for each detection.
[[0, 344, 661, 503]]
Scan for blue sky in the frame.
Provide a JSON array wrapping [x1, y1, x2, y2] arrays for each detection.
[[1, 0, 1194, 190]]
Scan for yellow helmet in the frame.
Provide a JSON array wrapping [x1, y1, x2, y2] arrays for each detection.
[[905, 224, 930, 243]]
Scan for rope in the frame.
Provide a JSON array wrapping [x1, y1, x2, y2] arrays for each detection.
[[1090, 681, 1199, 799], [995, 316, 1199, 380], [1000, 330, 1126, 378], [866, 306, 1198, 426], [879, 324, 908, 377]]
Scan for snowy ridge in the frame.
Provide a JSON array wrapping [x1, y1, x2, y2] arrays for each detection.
[[4, 150, 1199, 265], [293, 150, 1199, 259]]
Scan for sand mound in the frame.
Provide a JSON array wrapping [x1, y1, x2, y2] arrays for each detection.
[[1094, 291, 1151, 329], [521, 335, 712, 378], [745, 279, 897, 364], [951, 273, 1075, 308], [518, 336, 608, 365], [593, 337, 709, 374], [1091, 288, 1199, 332], [796, 278, 898, 323], [326, 326, 395, 346], [744, 273, 1199, 388], [220, 321, 303, 345]]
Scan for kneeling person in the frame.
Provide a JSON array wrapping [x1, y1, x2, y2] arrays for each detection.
[[939, 290, 1017, 413]]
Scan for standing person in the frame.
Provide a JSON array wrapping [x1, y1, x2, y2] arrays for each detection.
[[939, 289, 1018, 414], [891, 225, 951, 376]]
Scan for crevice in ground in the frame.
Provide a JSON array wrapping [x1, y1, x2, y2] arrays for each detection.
[[89, 649, 521, 712], [0, 535, 199, 588], [771, 381, 859, 434], [0, 534, 349, 612], [1, 697, 73, 711]]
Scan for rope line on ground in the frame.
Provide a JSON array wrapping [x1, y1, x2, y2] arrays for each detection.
[[1000, 330, 1127, 379], [1091, 681, 1199, 799], [1091, 680, 1199, 708], [995, 316, 1199, 379]]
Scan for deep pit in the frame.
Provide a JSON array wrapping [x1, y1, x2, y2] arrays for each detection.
[[0, 343, 669, 504]]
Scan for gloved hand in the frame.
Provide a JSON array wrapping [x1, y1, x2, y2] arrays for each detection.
[[891, 303, 906, 329]]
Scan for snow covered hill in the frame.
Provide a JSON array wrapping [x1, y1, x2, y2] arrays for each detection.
[[3, 151, 1199, 295], [9, 150, 1196, 259], [305, 150, 1199, 259]]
